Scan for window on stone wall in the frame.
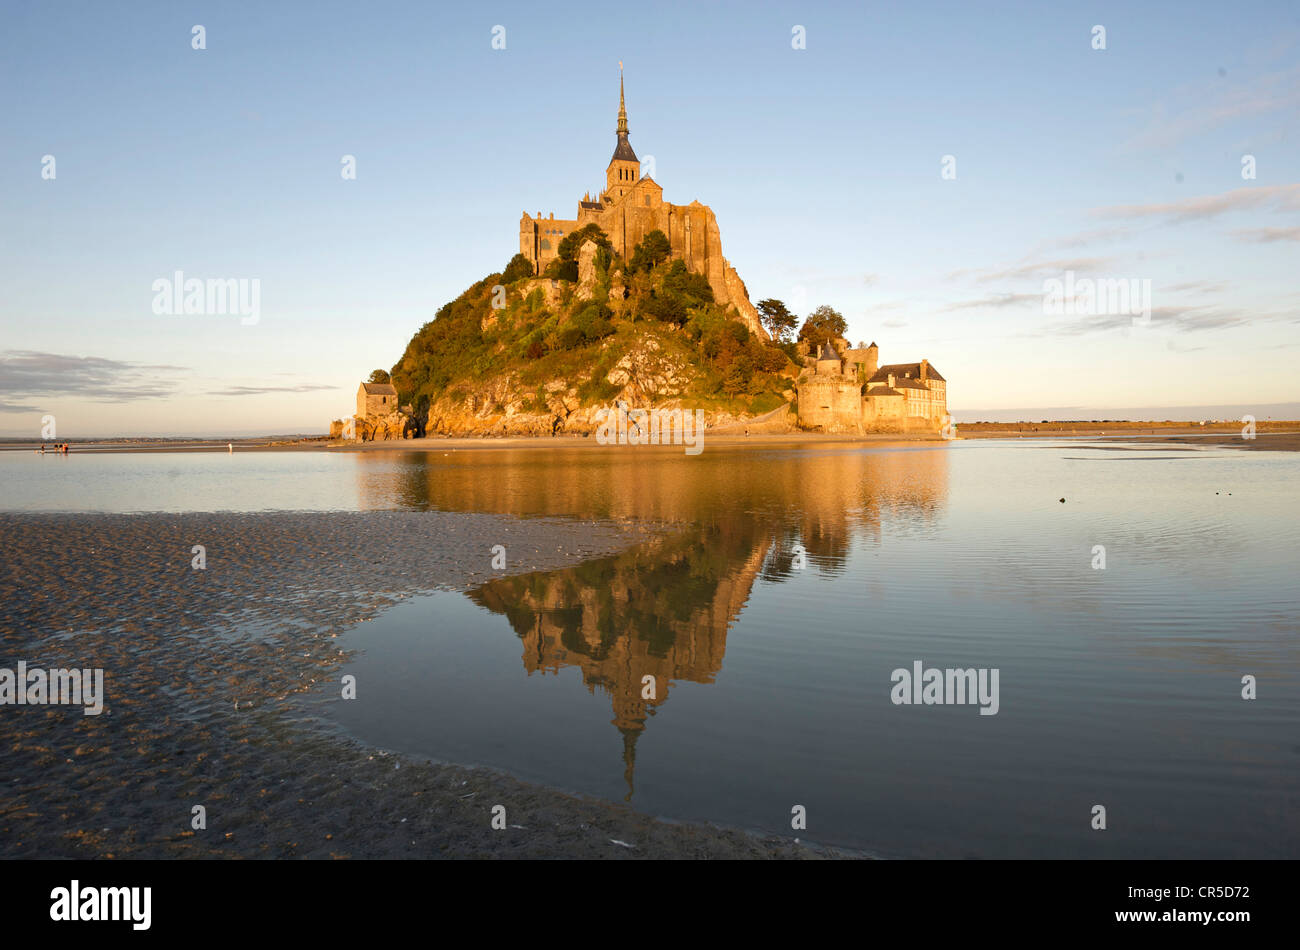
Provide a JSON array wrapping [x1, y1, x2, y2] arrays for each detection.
[[645, 195, 650, 206], [540, 239, 550, 250]]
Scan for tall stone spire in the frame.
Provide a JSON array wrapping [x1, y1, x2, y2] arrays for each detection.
[[617, 61, 628, 135], [609, 62, 637, 164]]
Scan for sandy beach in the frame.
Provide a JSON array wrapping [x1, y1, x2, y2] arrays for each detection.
[[0, 510, 847, 859]]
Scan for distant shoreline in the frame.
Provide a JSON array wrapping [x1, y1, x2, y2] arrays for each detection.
[[3, 419, 1299, 453]]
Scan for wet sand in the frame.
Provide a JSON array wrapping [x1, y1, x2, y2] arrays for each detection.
[[0, 511, 846, 859], [1086, 431, 1300, 452], [956, 420, 1300, 444]]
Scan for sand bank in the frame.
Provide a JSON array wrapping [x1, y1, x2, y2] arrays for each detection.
[[0, 511, 846, 859]]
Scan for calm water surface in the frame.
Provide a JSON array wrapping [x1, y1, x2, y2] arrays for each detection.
[[5, 440, 1297, 857]]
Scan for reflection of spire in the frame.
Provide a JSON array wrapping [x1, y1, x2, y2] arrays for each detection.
[[610, 666, 647, 800], [619, 726, 639, 801]]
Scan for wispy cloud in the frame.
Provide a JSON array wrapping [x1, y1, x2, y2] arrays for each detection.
[[206, 384, 339, 397], [1032, 227, 1134, 253], [1092, 184, 1300, 224], [1042, 304, 1299, 336], [0, 350, 187, 412], [948, 257, 1116, 284], [1230, 226, 1300, 243], [1167, 280, 1228, 295], [943, 293, 1042, 311], [1122, 65, 1300, 151]]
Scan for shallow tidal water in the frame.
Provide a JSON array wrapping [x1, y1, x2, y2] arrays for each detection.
[[5, 439, 1297, 857]]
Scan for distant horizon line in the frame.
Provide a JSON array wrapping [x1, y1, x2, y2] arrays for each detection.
[[3, 403, 1299, 440]]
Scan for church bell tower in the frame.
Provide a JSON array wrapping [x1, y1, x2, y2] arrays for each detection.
[[605, 64, 640, 201]]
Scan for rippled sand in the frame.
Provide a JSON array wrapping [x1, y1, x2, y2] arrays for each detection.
[[0, 511, 839, 858]]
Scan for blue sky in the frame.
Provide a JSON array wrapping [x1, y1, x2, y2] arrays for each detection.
[[1, 0, 1297, 435]]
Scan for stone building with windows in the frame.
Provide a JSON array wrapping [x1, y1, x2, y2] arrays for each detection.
[[795, 339, 948, 433], [357, 381, 398, 418], [517, 67, 765, 338], [328, 381, 412, 441]]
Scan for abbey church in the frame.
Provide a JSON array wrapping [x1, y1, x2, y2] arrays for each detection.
[[512, 67, 949, 436], [518, 69, 766, 337]]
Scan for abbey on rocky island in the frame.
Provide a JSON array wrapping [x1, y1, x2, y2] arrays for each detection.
[[517, 66, 765, 338]]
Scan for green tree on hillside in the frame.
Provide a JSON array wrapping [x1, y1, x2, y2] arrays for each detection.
[[368, 369, 391, 384], [501, 253, 534, 283], [797, 305, 847, 346], [629, 230, 671, 272], [756, 298, 798, 342], [662, 259, 713, 303], [542, 258, 579, 281], [557, 224, 612, 261]]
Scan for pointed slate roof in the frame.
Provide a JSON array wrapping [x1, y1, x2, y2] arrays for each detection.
[[610, 69, 638, 164], [868, 362, 946, 383]]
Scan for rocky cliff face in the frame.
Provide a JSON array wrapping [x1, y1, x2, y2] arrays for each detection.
[[355, 411, 413, 441], [576, 240, 600, 299], [696, 208, 766, 341], [721, 259, 765, 339], [329, 410, 414, 441], [421, 335, 772, 438], [382, 242, 792, 439]]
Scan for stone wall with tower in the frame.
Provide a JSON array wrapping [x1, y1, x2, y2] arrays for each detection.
[[794, 342, 948, 434]]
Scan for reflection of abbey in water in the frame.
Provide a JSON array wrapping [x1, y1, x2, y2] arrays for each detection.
[[462, 443, 951, 796], [470, 528, 767, 799]]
